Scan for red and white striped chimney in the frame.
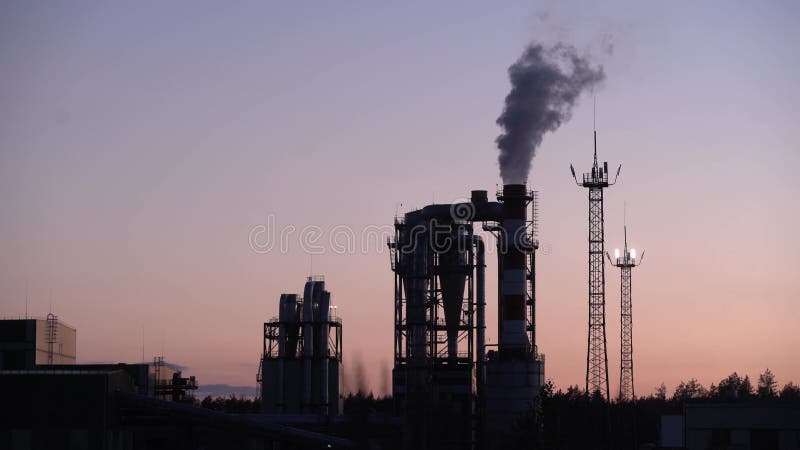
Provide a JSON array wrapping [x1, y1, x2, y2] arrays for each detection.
[[499, 184, 531, 359]]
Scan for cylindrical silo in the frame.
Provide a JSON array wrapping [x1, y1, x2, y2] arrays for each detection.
[[302, 279, 315, 411], [316, 290, 331, 414]]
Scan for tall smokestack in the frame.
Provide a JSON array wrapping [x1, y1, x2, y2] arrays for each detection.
[[496, 43, 604, 184], [499, 184, 531, 358]]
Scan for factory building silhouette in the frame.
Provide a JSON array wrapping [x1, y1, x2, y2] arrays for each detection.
[[0, 313, 353, 449], [388, 184, 545, 449], [0, 314, 76, 369], [258, 276, 343, 415], [251, 184, 547, 449]]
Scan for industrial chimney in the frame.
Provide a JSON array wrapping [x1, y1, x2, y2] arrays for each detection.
[[498, 184, 533, 358]]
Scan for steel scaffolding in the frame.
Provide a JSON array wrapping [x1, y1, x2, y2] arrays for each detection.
[[587, 186, 609, 399], [619, 265, 633, 400], [608, 226, 643, 402], [571, 131, 620, 400]]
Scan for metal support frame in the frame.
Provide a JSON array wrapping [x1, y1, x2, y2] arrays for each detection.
[[390, 220, 478, 450], [430, 249, 475, 364], [262, 315, 343, 360], [390, 223, 477, 371], [571, 131, 620, 401], [587, 186, 609, 399], [390, 189, 543, 450], [152, 354, 197, 401], [619, 266, 633, 401], [607, 226, 643, 402], [260, 309, 343, 411]]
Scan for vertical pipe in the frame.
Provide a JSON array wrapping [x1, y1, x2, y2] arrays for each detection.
[[277, 294, 287, 412], [276, 358, 284, 412], [339, 319, 343, 415], [319, 291, 331, 415], [496, 249, 503, 349], [473, 235, 485, 450], [286, 295, 300, 358], [278, 294, 288, 356], [474, 236, 486, 384], [302, 280, 315, 412]]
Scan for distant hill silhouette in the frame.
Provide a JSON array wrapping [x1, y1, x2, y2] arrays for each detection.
[[195, 384, 258, 399]]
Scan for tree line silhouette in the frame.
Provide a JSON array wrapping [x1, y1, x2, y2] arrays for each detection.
[[506, 368, 799, 450], [188, 369, 798, 449]]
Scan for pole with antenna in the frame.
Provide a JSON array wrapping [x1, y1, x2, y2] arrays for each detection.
[[606, 205, 644, 402], [570, 97, 620, 401]]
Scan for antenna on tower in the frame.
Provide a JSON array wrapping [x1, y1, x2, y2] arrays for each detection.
[[609, 208, 644, 401], [624, 202, 628, 254], [571, 120, 619, 401], [593, 96, 598, 167]]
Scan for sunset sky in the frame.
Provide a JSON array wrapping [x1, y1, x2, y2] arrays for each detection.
[[1, 1, 798, 397]]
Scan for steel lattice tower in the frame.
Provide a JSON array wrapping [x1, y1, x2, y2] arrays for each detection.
[[571, 132, 620, 400], [608, 224, 643, 401]]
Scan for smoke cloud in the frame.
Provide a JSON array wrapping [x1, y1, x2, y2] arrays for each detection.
[[348, 351, 368, 395], [496, 43, 605, 184]]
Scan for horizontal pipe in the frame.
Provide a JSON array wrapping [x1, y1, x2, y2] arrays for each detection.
[[404, 202, 503, 225]]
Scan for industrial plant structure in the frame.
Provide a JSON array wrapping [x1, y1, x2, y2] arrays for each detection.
[[570, 132, 620, 400], [0, 314, 76, 370], [259, 276, 343, 416], [389, 184, 545, 450], [608, 224, 643, 401]]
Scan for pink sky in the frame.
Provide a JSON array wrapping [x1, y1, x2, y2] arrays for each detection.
[[1, 2, 798, 396]]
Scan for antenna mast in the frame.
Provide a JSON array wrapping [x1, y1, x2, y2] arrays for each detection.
[[607, 213, 644, 401], [570, 126, 617, 401]]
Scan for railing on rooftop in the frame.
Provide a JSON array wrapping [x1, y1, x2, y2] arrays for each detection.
[[0, 316, 76, 330]]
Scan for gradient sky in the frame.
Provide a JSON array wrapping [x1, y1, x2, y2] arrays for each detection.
[[2, 1, 798, 397]]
